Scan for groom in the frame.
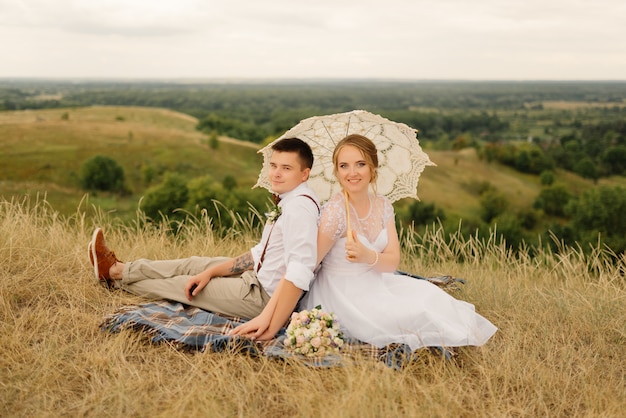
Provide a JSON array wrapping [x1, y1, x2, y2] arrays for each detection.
[[89, 137, 319, 341]]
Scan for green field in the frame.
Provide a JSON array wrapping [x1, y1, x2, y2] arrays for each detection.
[[1, 105, 625, 231], [0, 106, 263, 218]]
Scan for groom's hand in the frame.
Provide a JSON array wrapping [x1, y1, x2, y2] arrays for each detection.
[[184, 273, 211, 301]]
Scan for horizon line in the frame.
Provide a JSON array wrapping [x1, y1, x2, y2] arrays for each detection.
[[2, 77, 626, 84]]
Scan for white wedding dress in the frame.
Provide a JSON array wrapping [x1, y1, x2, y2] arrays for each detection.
[[302, 193, 497, 351]]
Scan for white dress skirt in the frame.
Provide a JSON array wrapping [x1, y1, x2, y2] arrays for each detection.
[[302, 231, 497, 351]]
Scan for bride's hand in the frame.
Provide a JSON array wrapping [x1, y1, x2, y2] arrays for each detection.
[[345, 230, 374, 264]]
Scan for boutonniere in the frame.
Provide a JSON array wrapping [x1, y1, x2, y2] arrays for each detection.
[[265, 204, 282, 223]]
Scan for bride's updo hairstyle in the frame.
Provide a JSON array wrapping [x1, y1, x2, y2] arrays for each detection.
[[332, 134, 379, 186]]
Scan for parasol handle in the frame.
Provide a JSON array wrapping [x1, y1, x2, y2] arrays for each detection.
[[344, 189, 353, 242]]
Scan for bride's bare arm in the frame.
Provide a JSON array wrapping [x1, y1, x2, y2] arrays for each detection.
[[373, 218, 400, 272]]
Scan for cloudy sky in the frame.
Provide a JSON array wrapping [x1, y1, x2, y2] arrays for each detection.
[[1, 0, 625, 80]]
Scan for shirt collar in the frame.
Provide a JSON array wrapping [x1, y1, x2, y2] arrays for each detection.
[[275, 182, 313, 206]]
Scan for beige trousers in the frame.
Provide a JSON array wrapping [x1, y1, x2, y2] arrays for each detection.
[[119, 256, 270, 320]]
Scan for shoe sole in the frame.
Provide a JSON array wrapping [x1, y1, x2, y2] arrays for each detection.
[[88, 227, 102, 281]]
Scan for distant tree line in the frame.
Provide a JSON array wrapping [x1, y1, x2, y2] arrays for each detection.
[[4, 80, 626, 113], [4, 80, 624, 177]]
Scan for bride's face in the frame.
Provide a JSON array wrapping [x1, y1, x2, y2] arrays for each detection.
[[336, 145, 372, 194]]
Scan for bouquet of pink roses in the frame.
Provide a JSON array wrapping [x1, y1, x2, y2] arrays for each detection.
[[284, 306, 344, 357]]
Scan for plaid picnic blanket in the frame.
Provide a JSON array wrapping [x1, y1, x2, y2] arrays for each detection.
[[100, 273, 460, 368], [101, 300, 452, 368]]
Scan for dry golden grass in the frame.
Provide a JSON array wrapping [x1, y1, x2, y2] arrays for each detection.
[[1, 197, 625, 417]]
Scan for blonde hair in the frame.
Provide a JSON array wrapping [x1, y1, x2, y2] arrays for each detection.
[[332, 134, 379, 188]]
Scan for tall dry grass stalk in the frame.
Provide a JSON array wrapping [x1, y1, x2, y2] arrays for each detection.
[[1, 197, 624, 417]]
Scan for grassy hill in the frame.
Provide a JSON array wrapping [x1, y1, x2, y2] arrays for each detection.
[[0, 106, 263, 218], [1, 106, 623, 226]]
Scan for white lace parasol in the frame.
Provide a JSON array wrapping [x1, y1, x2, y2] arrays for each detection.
[[255, 110, 435, 204]]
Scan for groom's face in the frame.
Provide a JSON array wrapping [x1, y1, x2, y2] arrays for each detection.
[[269, 151, 310, 195]]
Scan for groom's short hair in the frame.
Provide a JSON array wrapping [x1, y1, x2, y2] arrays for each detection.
[[271, 137, 314, 170]]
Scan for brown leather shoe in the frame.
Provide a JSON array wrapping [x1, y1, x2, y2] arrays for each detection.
[[88, 228, 121, 288]]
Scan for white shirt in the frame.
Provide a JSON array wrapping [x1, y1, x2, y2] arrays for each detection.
[[250, 182, 319, 296]]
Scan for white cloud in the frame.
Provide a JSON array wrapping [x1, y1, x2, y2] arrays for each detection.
[[1, 0, 215, 35], [1, 0, 625, 79]]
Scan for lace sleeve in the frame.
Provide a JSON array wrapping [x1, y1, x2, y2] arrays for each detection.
[[382, 195, 395, 225], [319, 194, 346, 242]]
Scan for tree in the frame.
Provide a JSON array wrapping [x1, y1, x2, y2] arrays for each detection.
[[516, 208, 540, 230], [186, 176, 230, 224], [80, 155, 125, 192], [493, 213, 525, 250], [452, 135, 469, 150], [209, 131, 219, 150], [514, 150, 531, 172], [540, 170, 555, 186], [602, 146, 626, 175], [141, 173, 189, 221], [573, 158, 599, 182], [533, 184, 571, 217], [480, 190, 509, 223], [186, 175, 267, 230], [141, 163, 157, 185], [405, 201, 445, 227], [513, 145, 553, 174], [222, 175, 238, 191], [567, 185, 626, 254]]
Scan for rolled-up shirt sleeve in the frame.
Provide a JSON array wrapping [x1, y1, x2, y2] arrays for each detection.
[[280, 196, 318, 291]]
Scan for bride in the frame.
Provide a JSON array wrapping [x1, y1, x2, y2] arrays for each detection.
[[302, 134, 497, 350]]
